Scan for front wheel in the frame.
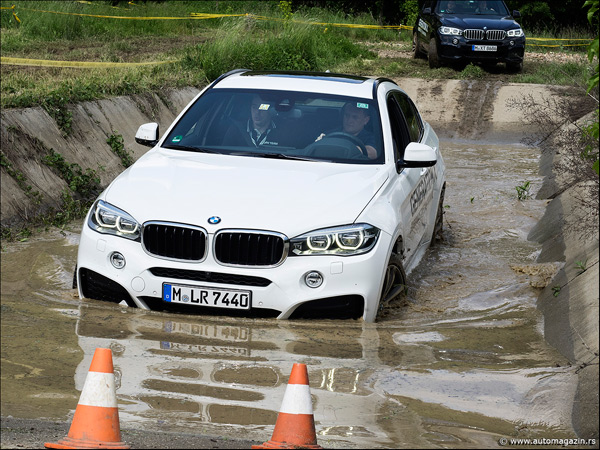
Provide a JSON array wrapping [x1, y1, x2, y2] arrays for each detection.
[[412, 33, 424, 59], [428, 38, 441, 68], [431, 184, 445, 245], [379, 245, 408, 312]]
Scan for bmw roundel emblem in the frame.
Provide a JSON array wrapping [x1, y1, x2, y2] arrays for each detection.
[[208, 216, 221, 225]]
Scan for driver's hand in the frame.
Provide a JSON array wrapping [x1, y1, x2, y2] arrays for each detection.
[[315, 133, 326, 142]]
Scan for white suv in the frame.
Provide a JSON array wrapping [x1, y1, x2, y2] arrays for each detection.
[[76, 69, 446, 322]]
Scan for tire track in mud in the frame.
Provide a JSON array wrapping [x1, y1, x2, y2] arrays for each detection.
[[413, 79, 503, 141], [454, 80, 503, 140]]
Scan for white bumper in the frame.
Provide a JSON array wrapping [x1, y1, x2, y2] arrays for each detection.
[[77, 223, 393, 323]]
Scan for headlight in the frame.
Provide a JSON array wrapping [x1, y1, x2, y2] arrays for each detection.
[[289, 224, 380, 256], [507, 28, 524, 37], [439, 26, 462, 36], [88, 200, 141, 241]]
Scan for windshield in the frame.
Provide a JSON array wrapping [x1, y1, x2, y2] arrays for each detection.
[[163, 88, 384, 164], [436, 0, 509, 15]]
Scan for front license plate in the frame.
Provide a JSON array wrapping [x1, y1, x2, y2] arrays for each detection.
[[163, 283, 251, 310], [472, 45, 497, 52]]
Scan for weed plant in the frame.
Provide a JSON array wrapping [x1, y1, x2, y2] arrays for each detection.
[[187, 17, 374, 80]]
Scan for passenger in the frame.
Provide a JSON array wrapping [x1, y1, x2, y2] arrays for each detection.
[[316, 102, 378, 159], [223, 95, 285, 147], [445, 0, 456, 13]]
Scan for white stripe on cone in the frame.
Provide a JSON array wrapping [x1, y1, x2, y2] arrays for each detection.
[[278, 384, 313, 415], [77, 372, 118, 408]]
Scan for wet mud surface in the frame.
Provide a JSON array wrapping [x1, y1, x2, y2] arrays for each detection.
[[1, 140, 582, 448]]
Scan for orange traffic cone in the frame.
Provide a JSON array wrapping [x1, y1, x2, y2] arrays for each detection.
[[252, 363, 322, 449], [45, 348, 129, 449]]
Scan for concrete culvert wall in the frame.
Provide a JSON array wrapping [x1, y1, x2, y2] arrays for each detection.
[[0, 87, 201, 228], [0, 79, 597, 439]]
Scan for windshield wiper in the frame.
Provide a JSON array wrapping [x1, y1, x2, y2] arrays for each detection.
[[164, 144, 220, 154], [232, 151, 318, 161]]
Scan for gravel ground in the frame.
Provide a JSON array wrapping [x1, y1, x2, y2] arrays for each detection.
[[360, 40, 591, 64], [1, 417, 261, 449]]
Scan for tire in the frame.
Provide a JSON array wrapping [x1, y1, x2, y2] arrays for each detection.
[[506, 61, 523, 73], [428, 38, 441, 68], [412, 33, 423, 59], [379, 243, 408, 311], [72, 266, 78, 289], [431, 184, 445, 245]]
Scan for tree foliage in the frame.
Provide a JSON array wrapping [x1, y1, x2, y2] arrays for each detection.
[[291, 0, 594, 31], [583, 0, 599, 175]]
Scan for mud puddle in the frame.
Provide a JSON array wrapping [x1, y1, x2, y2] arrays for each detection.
[[1, 140, 580, 448]]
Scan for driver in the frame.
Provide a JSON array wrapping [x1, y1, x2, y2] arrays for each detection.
[[316, 102, 378, 159]]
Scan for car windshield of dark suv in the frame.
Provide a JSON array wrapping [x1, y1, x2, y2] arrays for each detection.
[[163, 89, 384, 164], [436, 0, 509, 15]]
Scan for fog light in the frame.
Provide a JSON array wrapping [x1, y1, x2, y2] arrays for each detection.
[[110, 252, 126, 269], [509, 40, 515, 46], [304, 271, 323, 288], [452, 38, 459, 45]]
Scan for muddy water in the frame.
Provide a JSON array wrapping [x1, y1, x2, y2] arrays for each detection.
[[1, 140, 579, 448]]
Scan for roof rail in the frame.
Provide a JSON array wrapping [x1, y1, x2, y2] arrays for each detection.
[[372, 77, 398, 97], [209, 68, 251, 89]]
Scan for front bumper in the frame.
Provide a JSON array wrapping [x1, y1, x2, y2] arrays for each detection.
[[76, 222, 393, 323], [437, 34, 525, 64]]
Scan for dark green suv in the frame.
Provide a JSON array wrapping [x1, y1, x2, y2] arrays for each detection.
[[413, 0, 525, 72]]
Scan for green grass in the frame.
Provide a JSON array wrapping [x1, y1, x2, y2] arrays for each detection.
[[0, 0, 596, 110]]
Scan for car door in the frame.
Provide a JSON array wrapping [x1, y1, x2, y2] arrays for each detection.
[[417, 0, 436, 53], [395, 91, 440, 252], [385, 91, 429, 268]]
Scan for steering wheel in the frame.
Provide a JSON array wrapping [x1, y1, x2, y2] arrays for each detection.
[[325, 132, 368, 157]]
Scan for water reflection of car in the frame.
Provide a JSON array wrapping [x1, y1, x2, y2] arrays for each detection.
[[76, 69, 446, 322], [73, 305, 418, 447], [413, 0, 525, 72]]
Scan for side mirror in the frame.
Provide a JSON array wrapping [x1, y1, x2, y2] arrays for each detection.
[[512, 10, 520, 18], [135, 123, 159, 148], [396, 142, 437, 170], [423, 7, 432, 15]]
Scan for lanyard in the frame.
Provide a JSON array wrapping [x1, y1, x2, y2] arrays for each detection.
[[248, 121, 275, 146]]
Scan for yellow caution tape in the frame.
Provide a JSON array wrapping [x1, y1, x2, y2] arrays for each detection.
[[528, 43, 591, 47], [243, 13, 412, 30], [190, 12, 249, 18], [13, 6, 410, 28], [0, 56, 176, 68], [528, 37, 594, 41], [17, 6, 198, 20], [0, 4, 20, 22], [17, 6, 247, 20], [8, 4, 594, 41]]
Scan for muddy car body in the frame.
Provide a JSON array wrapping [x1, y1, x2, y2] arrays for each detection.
[[76, 70, 446, 322]]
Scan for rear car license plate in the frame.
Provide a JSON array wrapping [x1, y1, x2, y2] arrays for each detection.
[[163, 283, 251, 310], [472, 45, 497, 52]]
